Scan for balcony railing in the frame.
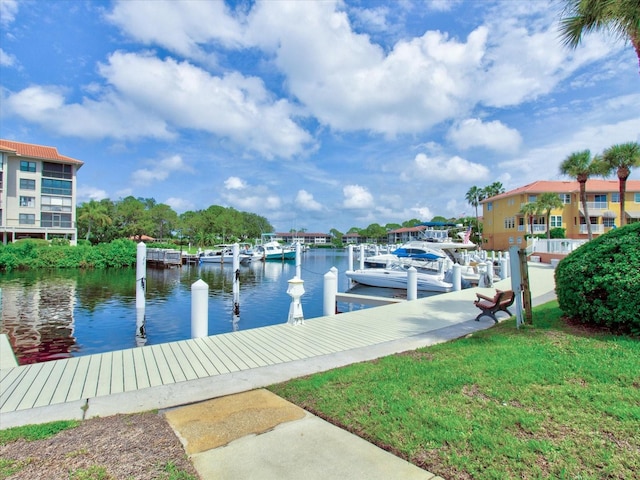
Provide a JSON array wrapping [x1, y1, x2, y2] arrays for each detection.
[[579, 224, 604, 234]]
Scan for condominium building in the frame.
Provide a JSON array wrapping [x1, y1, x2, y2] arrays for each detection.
[[480, 180, 640, 251], [0, 140, 84, 245]]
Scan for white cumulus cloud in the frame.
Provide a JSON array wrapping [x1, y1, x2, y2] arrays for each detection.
[[343, 184, 374, 209], [295, 190, 322, 211], [447, 118, 522, 153]]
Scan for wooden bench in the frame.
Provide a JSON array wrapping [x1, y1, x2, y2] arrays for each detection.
[[474, 289, 515, 323]]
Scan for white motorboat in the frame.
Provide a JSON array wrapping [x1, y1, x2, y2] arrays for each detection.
[[199, 245, 252, 264], [346, 263, 453, 293], [256, 241, 296, 261]]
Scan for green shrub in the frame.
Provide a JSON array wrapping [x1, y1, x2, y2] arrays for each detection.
[[555, 223, 640, 334], [549, 227, 565, 239], [96, 239, 137, 268]]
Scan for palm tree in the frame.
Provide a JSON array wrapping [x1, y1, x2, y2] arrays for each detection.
[[536, 193, 565, 239], [520, 202, 541, 238], [559, 0, 640, 75], [77, 200, 112, 242], [601, 141, 640, 226], [559, 150, 600, 240], [465, 186, 485, 237], [483, 181, 505, 199]]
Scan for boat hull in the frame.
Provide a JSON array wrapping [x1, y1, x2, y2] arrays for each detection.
[[345, 268, 452, 293]]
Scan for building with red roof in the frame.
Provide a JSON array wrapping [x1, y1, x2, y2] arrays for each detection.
[[480, 180, 640, 251], [1, 140, 84, 245]]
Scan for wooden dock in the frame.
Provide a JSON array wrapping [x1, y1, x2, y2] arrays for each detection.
[[0, 264, 557, 428], [146, 248, 182, 268]]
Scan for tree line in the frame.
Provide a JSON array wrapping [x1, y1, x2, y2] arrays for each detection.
[[77, 196, 273, 246]]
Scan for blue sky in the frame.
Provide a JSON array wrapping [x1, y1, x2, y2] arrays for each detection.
[[1, 0, 638, 234]]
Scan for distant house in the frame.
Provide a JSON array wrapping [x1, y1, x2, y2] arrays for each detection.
[[274, 232, 332, 245], [480, 180, 640, 251], [130, 235, 156, 242], [1, 140, 84, 245]]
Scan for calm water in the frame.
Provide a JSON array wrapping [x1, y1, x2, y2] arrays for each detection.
[[1, 249, 419, 365]]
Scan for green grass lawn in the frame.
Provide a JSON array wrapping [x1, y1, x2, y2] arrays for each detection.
[[269, 301, 640, 479]]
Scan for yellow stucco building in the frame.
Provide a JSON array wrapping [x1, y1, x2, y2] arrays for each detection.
[[480, 180, 640, 252]]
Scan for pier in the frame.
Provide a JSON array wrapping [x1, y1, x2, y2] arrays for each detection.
[[146, 248, 182, 268], [0, 263, 556, 428]]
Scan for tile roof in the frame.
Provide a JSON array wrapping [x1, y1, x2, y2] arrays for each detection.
[[482, 180, 640, 203], [0, 139, 84, 166]]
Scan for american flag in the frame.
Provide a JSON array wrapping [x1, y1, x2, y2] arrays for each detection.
[[463, 226, 472, 243]]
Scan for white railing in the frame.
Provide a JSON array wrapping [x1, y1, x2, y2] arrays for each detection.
[[579, 224, 604, 234], [529, 238, 587, 254]]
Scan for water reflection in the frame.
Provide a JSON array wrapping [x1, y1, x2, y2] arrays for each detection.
[[0, 250, 361, 364]]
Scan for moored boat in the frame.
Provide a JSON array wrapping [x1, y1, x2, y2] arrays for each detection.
[[346, 263, 452, 293], [257, 241, 297, 261]]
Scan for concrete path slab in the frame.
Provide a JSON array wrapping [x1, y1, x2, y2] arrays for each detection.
[[175, 389, 440, 480]]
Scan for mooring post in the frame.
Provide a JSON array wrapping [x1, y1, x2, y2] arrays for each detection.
[[287, 276, 305, 325], [191, 279, 209, 338], [500, 257, 508, 280], [452, 263, 462, 291], [136, 242, 146, 310], [348, 244, 354, 270], [296, 243, 301, 279], [233, 243, 240, 318], [359, 244, 365, 270], [323, 269, 337, 316], [407, 266, 417, 300]]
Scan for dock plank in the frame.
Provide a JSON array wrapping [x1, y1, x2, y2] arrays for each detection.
[[149, 345, 175, 385], [80, 355, 102, 399], [96, 353, 113, 397], [33, 360, 67, 408], [122, 349, 138, 392], [174, 342, 211, 378], [158, 343, 187, 383], [110, 351, 124, 395], [67, 356, 91, 401], [1, 363, 46, 413], [50, 357, 80, 405], [141, 347, 163, 387], [132, 348, 150, 390]]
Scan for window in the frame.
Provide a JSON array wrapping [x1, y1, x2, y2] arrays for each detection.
[[20, 161, 36, 172], [42, 162, 72, 179], [486, 202, 493, 211], [560, 194, 571, 204], [603, 218, 616, 227], [550, 215, 562, 228], [594, 194, 607, 209], [504, 217, 515, 229], [41, 213, 72, 228], [611, 193, 620, 203], [507, 198, 515, 206], [528, 195, 537, 202], [19, 213, 35, 225], [19, 196, 35, 208], [41, 195, 72, 212], [19, 178, 36, 190], [41, 178, 72, 196], [635, 193, 640, 203]]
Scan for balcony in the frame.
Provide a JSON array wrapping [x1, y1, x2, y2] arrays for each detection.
[[579, 224, 604, 234]]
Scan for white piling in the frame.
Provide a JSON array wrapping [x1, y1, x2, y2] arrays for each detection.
[[348, 245, 354, 271], [233, 243, 240, 317], [359, 244, 365, 269], [323, 269, 337, 316], [287, 277, 305, 325], [485, 261, 494, 287], [135, 307, 146, 347], [191, 279, 209, 338], [296, 243, 302, 279], [452, 264, 462, 291], [407, 267, 417, 300], [136, 242, 146, 310], [499, 258, 508, 280]]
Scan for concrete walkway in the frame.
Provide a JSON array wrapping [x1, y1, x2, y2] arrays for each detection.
[[2, 262, 557, 480], [165, 262, 556, 480]]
